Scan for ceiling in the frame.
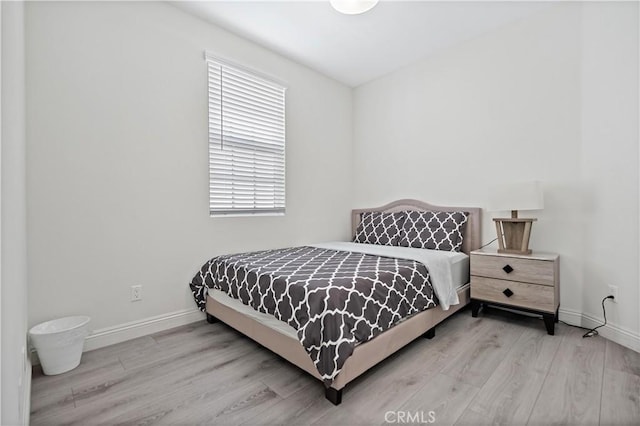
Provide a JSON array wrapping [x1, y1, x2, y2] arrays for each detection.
[[173, 1, 552, 87]]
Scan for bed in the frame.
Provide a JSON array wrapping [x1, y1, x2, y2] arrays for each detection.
[[190, 199, 481, 405]]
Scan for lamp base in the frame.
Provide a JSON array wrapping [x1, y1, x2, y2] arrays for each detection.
[[493, 218, 537, 255]]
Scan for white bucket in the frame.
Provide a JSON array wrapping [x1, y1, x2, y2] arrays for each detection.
[[29, 316, 91, 375]]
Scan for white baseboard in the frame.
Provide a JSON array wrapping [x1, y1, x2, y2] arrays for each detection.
[[31, 306, 638, 369], [83, 308, 204, 352], [559, 308, 640, 352], [22, 358, 31, 426]]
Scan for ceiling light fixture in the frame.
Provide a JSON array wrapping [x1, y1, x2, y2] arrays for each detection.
[[330, 0, 379, 15]]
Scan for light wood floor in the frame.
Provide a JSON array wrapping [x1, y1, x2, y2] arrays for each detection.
[[31, 307, 640, 425]]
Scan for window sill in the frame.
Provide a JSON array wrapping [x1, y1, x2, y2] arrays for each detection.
[[209, 212, 285, 218]]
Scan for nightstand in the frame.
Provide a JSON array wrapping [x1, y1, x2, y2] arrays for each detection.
[[470, 248, 559, 335]]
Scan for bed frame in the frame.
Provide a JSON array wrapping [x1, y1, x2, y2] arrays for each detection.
[[205, 199, 481, 405]]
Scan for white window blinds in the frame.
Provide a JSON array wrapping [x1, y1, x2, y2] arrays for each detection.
[[206, 54, 286, 216]]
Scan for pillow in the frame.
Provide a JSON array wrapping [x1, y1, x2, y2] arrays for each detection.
[[398, 211, 469, 252], [354, 211, 407, 246]]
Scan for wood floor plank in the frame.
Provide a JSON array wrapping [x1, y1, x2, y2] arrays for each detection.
[[29, 386, 75, 426], [456, 327, 561, 425], [107, 345, 293, 425], [30, 315, 639, 426], [192, 382, 280, 425], [84, 335, 158, 362], [148, 320, 214, 344], [113, 380, 281, 426], [76, 370, 270, 425], [39, 345, 274, 425], [31, 355, 125, 394], [440, 316, 525, 387], [421, 313, 493, 356], [527, 328, 606, 425], [119, 323, 243, 370], [605, 339, 640, 377], [600, 368, 640, 426], [311, 339, 450, 425], [393, 373, 480, 426], [259, 360, 317, 399], [30, 334, 153, 391], [71, 339, 260, 409], [240, 382, 335, 426]]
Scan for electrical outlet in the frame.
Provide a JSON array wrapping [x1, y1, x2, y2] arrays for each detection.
[[131, 285, 142, 302], [607, 284, 618, 303]]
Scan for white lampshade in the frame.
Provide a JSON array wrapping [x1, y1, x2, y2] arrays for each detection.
[[489, 181, 544, 212], [330, 0, 379, 15]]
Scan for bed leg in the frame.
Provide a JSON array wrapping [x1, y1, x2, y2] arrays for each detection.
[[325, 387, 342, 405], [423, 327, 436, 339], [206, 313, 218, 324]]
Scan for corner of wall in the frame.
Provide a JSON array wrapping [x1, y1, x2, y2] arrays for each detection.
[[1, 0, 29, 424], [578, 1, 640, 350]]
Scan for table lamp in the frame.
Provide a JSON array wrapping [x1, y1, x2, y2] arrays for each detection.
[[489, 181, 544, 255]]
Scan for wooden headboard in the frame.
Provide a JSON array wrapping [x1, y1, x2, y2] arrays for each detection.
[[351, 199, 482, 255]]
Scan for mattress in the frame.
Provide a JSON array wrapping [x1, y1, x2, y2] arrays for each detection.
[[208, 244, 469, 341]]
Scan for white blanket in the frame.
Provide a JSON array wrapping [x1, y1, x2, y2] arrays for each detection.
[[310, 242, 466, 310]]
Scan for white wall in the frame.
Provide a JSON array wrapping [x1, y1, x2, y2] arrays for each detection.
[[354, 3, 584, 317], [1, 1, 30, 424], [353, 3, 639, 348], [24, 1, 639, 354], [26, 2, 352, 336], [580, 2, 639, 346]]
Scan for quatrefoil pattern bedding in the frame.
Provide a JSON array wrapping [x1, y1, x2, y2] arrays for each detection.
[[189, 246, 436, 383], [353, 211, 407, 246], [354, 210, 469, 252], [398, 211, 469, 252]]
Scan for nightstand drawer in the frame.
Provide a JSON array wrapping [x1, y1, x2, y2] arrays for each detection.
[[470, 276, 555, 312], [471, 254, 555, 286]]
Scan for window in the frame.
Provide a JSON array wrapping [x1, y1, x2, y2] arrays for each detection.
[[206, 53, 286, 216]]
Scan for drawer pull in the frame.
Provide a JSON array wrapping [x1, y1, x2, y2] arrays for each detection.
[[503, 288, 514, 297], [503, 264, 514, 274]]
